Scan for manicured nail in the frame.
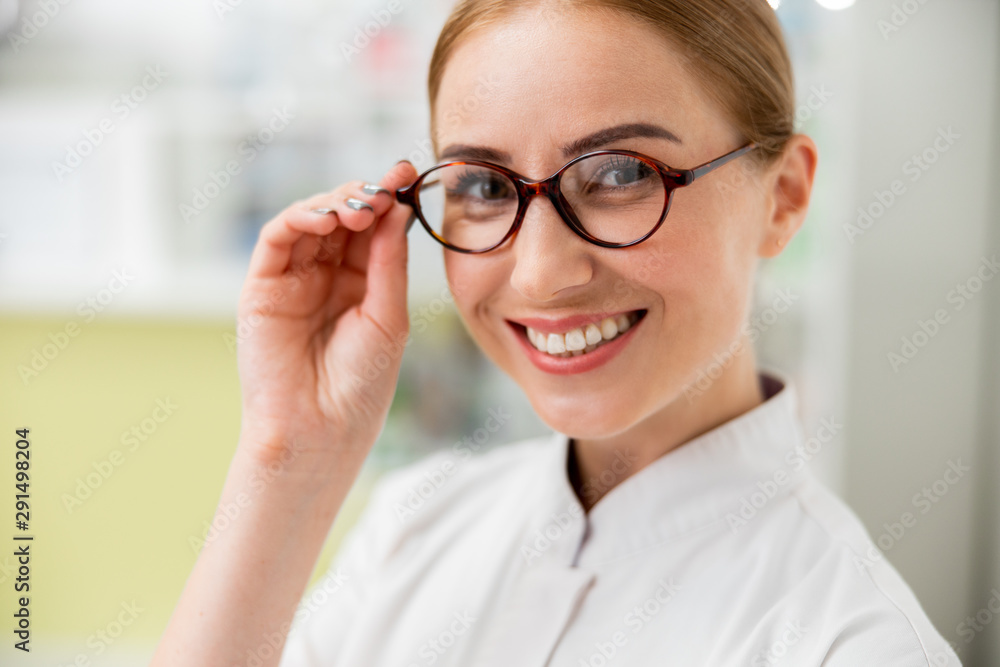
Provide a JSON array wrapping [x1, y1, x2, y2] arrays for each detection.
[[345, 197, 374, 212], [311, 208, 334, 215], [361, 183, 390, 196]]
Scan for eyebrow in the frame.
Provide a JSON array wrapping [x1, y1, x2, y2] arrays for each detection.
[[437, 122, 683, 164]]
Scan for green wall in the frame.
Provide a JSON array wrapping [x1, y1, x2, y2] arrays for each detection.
[[0, 316, 372, 663]]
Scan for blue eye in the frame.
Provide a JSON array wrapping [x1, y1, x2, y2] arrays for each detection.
[[589, 155, 655, 190]]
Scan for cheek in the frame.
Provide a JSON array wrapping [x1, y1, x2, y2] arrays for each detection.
[[444, 254, 497, 335], [443, 253, 467, 298], [636, 196, 754, 339], [664, 187, 756, 281]]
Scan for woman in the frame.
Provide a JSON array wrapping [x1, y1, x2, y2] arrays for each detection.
[[152, 0, 960, 665]]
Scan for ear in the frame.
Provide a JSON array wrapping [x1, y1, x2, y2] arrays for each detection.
[[757, 134, 818, 258]]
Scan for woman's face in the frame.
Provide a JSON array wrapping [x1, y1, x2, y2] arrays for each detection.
[[433, 6, 779, 439]]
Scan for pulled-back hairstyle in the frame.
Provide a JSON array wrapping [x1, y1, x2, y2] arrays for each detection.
[[427, 0, 795, 169]]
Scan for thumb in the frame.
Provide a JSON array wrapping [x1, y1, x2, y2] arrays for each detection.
[[360, 160, 420, 338]]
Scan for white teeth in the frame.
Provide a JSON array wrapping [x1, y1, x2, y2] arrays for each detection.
[[524, 311, 641, 358], [546, 333, 566, 354], [527, 328, 540, 348], [600, 317, 618, 340], [565, 328, 586, 351]]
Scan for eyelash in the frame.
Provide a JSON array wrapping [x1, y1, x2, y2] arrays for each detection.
[[446, 152, 653, 194], [448, 169, 513, 198], [591, 155, 652, 185]]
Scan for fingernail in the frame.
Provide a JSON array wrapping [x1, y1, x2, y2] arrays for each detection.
[[311, 208, 335, 215], [394, 158, 413, 167], [361, 183, 390, 195], [345, 197, 374, 212]]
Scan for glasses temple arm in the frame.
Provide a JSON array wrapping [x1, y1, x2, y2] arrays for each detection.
[[687, 142, 759, 181]]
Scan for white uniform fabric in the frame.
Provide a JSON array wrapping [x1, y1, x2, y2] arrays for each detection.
[[279, 370, 960, 666]]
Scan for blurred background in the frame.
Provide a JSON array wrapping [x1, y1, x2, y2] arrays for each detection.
[[0, 0, 997, 664]]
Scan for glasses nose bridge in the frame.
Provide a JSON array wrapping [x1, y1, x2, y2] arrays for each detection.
[[516, 173, 565, 219], [520, 172, 560, 197]]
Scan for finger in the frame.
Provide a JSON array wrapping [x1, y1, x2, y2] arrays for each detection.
[[248, 205, 346, 279], [247, 163, 417, 282], [301, 181, 397, 232], [383, 159, 420, 192], [342, 162, 418, 276], [340, 222, 376, 277], [248, 177, 398, 280], [315, 226, 351, 267], [288, 224, 350, 272], [358, 160, 420, 335]]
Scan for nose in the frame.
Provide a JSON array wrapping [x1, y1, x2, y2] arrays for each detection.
[[506, 192, 594, 302]]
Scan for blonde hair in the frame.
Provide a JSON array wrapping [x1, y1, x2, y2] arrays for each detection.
[[427, 0, 795, 168]]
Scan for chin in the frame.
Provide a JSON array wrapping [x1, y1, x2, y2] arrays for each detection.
[[524, 390, 642, 440]]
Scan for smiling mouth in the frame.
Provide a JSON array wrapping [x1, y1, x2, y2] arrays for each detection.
[[511, 310, 647, 358]]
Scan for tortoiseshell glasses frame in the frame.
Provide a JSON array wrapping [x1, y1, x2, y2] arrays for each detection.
[[394, 142, 759, 254]]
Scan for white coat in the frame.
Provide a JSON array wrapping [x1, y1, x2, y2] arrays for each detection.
[[279, 370, 960, 666]]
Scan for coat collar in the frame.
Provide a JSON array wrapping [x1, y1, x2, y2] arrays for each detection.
[[526, 368, 807, 567]]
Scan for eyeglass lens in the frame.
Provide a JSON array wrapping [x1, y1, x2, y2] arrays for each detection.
[[415, 153, 668, 251]]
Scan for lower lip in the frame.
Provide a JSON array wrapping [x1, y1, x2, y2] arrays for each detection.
[[507, 312, 645, 376]]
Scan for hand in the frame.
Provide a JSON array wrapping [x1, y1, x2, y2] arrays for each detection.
[[234, 160, 419, 497]]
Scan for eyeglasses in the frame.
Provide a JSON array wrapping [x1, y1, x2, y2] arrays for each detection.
[[395, 142, 758, 254]]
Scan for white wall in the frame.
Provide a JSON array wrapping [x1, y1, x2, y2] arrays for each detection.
[[842, 1, 1000, 664]]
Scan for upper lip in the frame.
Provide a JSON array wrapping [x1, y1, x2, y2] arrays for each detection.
[[507, 309, 645, 335]]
